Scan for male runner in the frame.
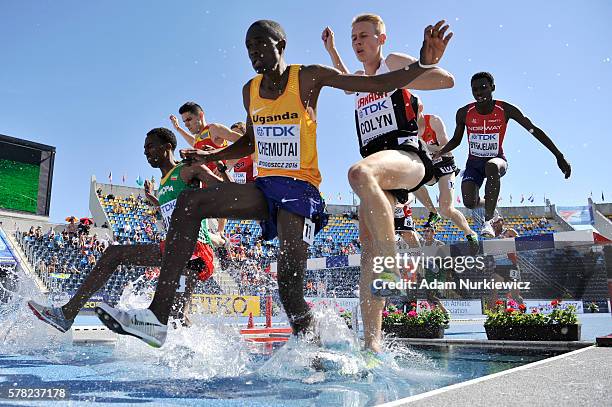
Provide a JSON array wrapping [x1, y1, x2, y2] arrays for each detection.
[[486, 215, 523, 309], [417, 103, 478, 241], [322, 14, 453, 352], [228, 121, 257, 184], [93, 19, 453, 349], [322, 16, 450, 228], [394, 196, 420, 248], [433, 72, 571, 237], [170, 103, 244, 235], [27, 128, 225, 336]]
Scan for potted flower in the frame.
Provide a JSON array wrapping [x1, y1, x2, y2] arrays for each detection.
[[485, 299, 581, 341], [382, 301, 450, 339], [338, 308, 353, 329], [586, 302, 599, 313]]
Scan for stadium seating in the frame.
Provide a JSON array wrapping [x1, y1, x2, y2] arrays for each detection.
[[98, 194, 160, 244]]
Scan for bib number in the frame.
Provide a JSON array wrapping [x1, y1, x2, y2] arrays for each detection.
[[303, 218, 315, 245]]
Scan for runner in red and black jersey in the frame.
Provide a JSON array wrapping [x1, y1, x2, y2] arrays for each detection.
[[434, 72, 571, 237]]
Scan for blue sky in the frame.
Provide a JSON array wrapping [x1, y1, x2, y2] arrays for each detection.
[[1, 1, 611, 222]]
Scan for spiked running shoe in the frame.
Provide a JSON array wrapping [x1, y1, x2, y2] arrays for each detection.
[[466, 233, 479, 244], [95, 303, 167, 348], [480, 220, 495, 238], [424, 212, 442, 228], [27, 300, 73, 333]]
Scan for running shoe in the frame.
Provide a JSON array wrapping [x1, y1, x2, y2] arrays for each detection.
[[466, 233, 479, 244], [361, 350, 383, 370], [480, 220, 495, 238], [424, 212, 442, 228], [27, 300, 73, 333], [95, 303, 167, 348], [371, 268, 407, 297]]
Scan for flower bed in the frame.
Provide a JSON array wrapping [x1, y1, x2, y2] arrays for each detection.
[[382, 302, 449, 339], [485, 299, 580, 341]]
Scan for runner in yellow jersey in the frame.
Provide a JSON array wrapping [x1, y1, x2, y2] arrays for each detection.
[[96, 19, 453, 348]]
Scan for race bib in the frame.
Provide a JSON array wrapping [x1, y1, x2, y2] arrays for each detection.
[[254, 124, 301, 170], [233, 172, 247, 184], [509, 269, 520, 280], [404, 217, 414, 228], [468, 133, 500, 157], [303, 218, 315, 245], [159, 199, 176, 230], [355, 92, 398, 145]]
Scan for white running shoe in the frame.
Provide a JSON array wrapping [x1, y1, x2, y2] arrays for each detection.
[[95, 303, 167, 348], [480, 220, 495, 238]]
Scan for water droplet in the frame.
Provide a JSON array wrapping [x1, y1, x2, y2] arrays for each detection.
[[499, 24, 503, 28], [467, 58, 472, 62], [547, 24, 552, 28], [604, 57, 610, 63]]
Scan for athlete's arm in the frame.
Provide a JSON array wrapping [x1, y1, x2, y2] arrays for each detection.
[[427, 115, 453, 157], [143, 179, 160, 207], [313, 21, 452, 93], [503, 102, 571, 178], [170, 114, 196, 147], [180, 161, 225, 186], [209, 123, 242, 144], [322, 27, 351, 74], [434, 107, 466, 159], [386, 53, 454, 90]]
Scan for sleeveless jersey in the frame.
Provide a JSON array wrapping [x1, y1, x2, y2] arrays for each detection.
[[249, 64, 321, 187], [354, 58, 421, 158], [465, 101, 507, 160], [194, 126, 228, 172], [419, 114, 452, 163], [158, 164, 211, 245], [232, 155, 256, 184]]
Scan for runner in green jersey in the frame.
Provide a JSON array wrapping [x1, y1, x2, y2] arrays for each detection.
[[27, 128, 228, 337]]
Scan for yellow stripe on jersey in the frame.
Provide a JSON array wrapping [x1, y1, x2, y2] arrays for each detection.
[[249, 65, 321, 188]]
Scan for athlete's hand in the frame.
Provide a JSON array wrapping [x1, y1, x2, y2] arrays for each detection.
[[420, 20, 453, 66], [144, 179, 154, 196], [321, 27, 336, 52], [556, 155, 571, 178], [431, 151, 442, 161], [169, 114, 180, 130], [180, 148, 216, 163]]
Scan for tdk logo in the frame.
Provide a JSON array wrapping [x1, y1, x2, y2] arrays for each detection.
[[256, 125, 298, 137], [470, 134, 498, 141], [359, 100, 389, 119]]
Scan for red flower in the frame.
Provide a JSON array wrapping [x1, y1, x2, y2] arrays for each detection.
[[551, 300, 559, 307], [407, 310, 418, 318], [495, 300, 504, 306], [518, 304, 527, 312], [505, 307, 514, 313]]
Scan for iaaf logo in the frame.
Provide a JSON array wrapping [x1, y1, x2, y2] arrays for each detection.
[[252, 111, 299, 125], [358, 99, 390, 119], [256, 125, 298, 137], [357, 92, 389, 109]]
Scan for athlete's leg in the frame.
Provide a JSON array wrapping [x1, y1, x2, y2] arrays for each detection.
[[438, 173, 475, 236], [461, 180, 483, 210], [358, 201, 386, 353], [400, 230, 421, 248], [483, 158, 507, 221], [276, 209, 311, 335], [348, 150, 425, 265], [62, 244, 161, 320], [170, 263, 199, 326], [413, 187, 437, 215], [148, 182, 269, 324]]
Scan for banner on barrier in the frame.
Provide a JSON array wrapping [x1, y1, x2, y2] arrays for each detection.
[[305, 297, 361, 321], [439, 299, 482, 316], [523, 300, 584, 314], [192, 294, 260, 316]]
